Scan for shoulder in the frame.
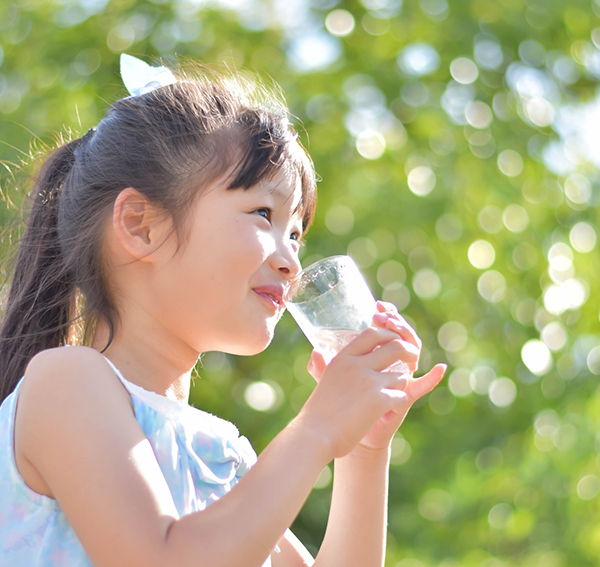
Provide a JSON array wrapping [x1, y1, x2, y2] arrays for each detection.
[[18, 346, 134, 453], [26, 345, 108, 376], [16, 346, 135, 498], [19, 345, 133, 434], [19, 343, 133, 418], [23, 345, 126, 401]]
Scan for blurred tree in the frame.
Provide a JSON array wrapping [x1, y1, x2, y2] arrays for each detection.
[[1, 0, 599, 564]]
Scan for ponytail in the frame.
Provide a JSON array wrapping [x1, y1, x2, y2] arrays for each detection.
[[0, 138, 84, 403]]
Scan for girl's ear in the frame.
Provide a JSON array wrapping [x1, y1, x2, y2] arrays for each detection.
[[112, 188, 170, 262]]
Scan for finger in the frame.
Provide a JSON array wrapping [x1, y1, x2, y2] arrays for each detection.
[[384, 317, 422, 349], [381, 371, 409, 391], [406, 364, 447, 401], [366, 338, 420, 371], [374, 301, 421, 348], [376, 300, 399, 315], [381, 387, 410, 415], [342, 327, 400, 357], [307, 351, 327, 381]]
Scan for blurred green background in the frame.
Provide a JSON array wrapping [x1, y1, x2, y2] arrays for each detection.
[[1, 0, 600, 565]]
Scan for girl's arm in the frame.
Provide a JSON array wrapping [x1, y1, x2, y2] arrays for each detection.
[[270, 365, 445, 567], [312, 365, 445, 567], [17, 328, 411, 567], [306, 303, 446, 567]]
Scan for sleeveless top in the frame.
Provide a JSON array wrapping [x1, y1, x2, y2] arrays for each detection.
[[0, 358, 271, 567]]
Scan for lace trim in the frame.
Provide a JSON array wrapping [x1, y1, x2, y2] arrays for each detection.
[[102, 357, 239, 437]]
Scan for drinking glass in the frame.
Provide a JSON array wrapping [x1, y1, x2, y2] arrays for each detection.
[[285, 255, 410, 374]]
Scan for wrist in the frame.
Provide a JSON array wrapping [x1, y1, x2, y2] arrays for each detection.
[[341, 443, 391, 463], [287, 414, 336, 466]]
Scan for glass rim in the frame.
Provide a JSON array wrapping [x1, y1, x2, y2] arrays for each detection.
[[284, 255, 358, 305]]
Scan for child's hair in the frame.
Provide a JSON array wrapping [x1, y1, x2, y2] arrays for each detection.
[[0, 66, 317, 403]]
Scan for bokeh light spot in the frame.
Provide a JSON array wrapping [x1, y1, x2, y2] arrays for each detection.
[[382, 283, 411, 311], [577, 475, 600, 500], [438, 321, 468, 352], [450, 57, 479, 84], [391, 434, 412, 465], [569, 222, 597, 253], [448, 368, 473, 397], [543, 279, 589, 314], [477, 270, 506, 302], [564, 173, 591, 205], [488, 503, 513, 529], [356, 130, 386, 159], [397, 42, 440, 77], [521, 339, 552, 375], [407, 166, 436, 196], [468, 240, 495, 269], [470, 365, 496, 395], [512, 242, 538, 271], [412, 269, 441, 299], [244, 381, 280, 412], [541, 321, 568, 352], [313, 465, 332, 488], [478, 205, 503, 234], [588, 346, 600, 375], [503, 204, 529, 233], [525, 97, 555, 127], [465, 100, 492, 128], [377, 260, 407, 287], [348, 237, 378, 268], [325, 9, 355, 37], [497, 150, 524, 177], [474, 39, 503, 70], [489, 378, 517, 407]]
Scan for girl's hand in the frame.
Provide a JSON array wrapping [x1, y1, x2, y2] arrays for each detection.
[[306, 301, 447, 454], [298, 326, 415, 461]]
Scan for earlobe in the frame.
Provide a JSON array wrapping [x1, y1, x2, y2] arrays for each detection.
[[112, 188, 165, 262]]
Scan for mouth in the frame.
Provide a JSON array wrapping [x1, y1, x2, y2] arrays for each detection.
[[253, 285, 285, 310]]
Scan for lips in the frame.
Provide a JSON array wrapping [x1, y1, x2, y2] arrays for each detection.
[[253, 285, 285, 309]]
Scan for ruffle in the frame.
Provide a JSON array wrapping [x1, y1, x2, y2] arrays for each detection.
[[104, 357, 257, 516]]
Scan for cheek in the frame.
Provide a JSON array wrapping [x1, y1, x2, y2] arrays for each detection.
[[256, 231, 275, 260]]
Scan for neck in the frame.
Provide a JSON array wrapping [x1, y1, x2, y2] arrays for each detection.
[[92, 316, 199, 404]]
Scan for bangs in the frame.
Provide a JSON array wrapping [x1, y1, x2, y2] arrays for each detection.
[[226, 122, 317, 233]]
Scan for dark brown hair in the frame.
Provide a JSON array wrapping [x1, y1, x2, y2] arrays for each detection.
[[0, 67, 317, 403]]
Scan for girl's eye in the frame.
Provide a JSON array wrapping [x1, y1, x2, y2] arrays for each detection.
[[255, 208, 272, 221], [290, 232, 305, 248]]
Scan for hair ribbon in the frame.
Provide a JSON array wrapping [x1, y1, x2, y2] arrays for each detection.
[[120, 54, 177, 97]]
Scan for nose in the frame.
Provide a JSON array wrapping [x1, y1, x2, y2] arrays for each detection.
[[273, 241, 302, 280]]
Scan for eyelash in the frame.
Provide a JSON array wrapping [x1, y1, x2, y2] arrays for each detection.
[[255, 208, 272, 221], [255, 208, 304, 247]]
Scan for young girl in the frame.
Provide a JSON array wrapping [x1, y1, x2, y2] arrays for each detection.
[[0, 56, 446, 567]]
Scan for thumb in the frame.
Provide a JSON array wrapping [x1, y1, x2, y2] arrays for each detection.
[[307, 350, 327, 382], [406, 363, 447, 402]]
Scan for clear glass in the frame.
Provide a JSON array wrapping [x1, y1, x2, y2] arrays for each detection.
[[285, 255, 410, 374]]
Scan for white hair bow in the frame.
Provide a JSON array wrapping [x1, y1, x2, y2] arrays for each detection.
[[120, 54, 177, 97]]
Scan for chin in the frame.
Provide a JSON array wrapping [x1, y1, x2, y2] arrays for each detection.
[[223, 328, 275, 357]]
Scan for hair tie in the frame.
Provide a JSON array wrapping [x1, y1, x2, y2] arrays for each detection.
[[120, 54, 177, 97]]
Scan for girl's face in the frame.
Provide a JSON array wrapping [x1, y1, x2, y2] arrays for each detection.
[[150, 170, 304, 356]]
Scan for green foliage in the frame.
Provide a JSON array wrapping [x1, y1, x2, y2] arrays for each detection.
[[1, 0, 600, 564]]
